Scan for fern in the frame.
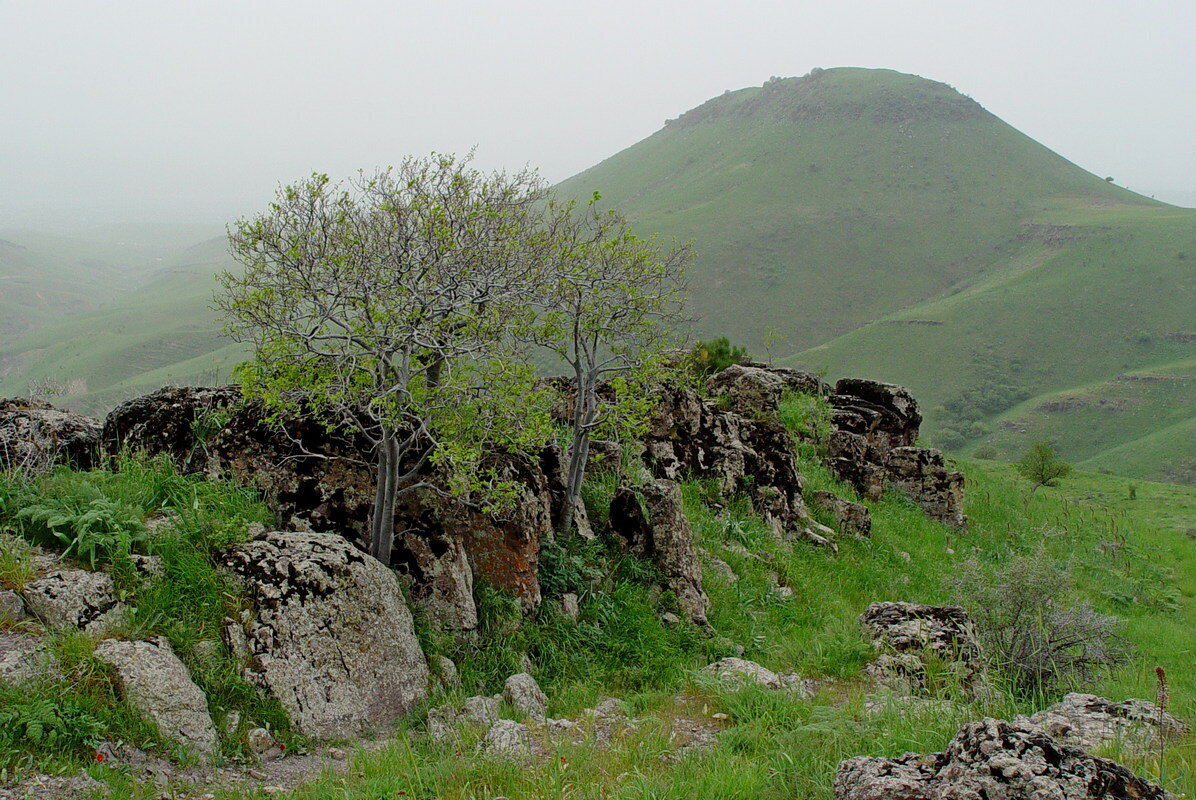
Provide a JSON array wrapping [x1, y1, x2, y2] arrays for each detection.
[[17, 496, 146, 568]]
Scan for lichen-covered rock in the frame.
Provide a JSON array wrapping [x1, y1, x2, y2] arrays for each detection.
[[503, 672, 548, 721], [702, 658, 783, 689], [1021, 693, 1189, 753], [610, 479, 710, 626], [827, 430, 886, 501], [884, 447, 966, 529], [21, 569, 125, 633], [93, 637, 218, 757], [478, 719, 533, 758], [0, 589, 29, 622], [102, 385, 241, 472], [218, 530, 429, 739], [811, 491, 871, 537], [396, 528, 478, 633], [0, 398, 102, 474], [706, 364, 787, 415], [743, 363, 829, 396], [859, 602, 981, 691], [462, 695, 501, 727], [0, 632, 52, 684], [834, 717, 1164, 800]]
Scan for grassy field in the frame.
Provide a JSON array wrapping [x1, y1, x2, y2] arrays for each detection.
[[1, 393, 1192, 798]]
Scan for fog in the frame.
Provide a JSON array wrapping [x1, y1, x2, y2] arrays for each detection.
[[3, 0, 1194, 227]]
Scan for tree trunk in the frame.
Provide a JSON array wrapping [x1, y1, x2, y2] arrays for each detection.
[[559, 370, 596, 535], [370, 430, 400, 564]]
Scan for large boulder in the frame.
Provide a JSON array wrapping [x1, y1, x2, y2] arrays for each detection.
[[829, 379, 921, 454], [835, 717, 1164, 800], [0, 398, 101, 474], [21, 569, 126, 634], [94, 637, 218, 757], [218, 530, 429, 739], [610, 479, 710, 626], [1022, 693, 1189, 754], [859, 601, 982, 691]]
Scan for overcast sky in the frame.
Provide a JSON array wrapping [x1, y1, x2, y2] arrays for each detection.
[[3, 0, 1194, 227]]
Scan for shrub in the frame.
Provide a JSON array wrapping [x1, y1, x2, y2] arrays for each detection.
[[972, 444, 998, 460], [953, 550, 1127, 695], [1015, 440, 1072, 493], [690, 336, 751, 377]]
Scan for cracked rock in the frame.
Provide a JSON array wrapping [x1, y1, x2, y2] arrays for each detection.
[[20, 569, 125, 633]]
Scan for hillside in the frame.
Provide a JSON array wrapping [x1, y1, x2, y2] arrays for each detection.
[[3, 68, 1193, 479], [555, 68, 1196, 481]]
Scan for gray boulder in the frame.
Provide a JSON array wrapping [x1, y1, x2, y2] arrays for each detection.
[[0, 398, 102, 474], [21, 569, 125, 633], [94, 637, 218, 757], [1022, 692, 1189, 753], [0, 589, 29, 622], [0, 632, 52, 684], [811, 490, 872, 537], [503, 672, 548, 721], [609, 479, 710, 626], [706, 364, 787, 415], [884, 447, 967, 530], [478, 719, 533, 758], [835, 717, 1164, 800], [859, 601, 982, 691], [218, 529, 429, 740]]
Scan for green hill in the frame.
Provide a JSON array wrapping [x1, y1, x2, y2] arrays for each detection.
[[3, 68, 1193, 480], [555, 68, 1196, 481]]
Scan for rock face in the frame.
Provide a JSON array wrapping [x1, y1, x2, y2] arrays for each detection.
[[21, 569, 125, 633], [811, 490, 871, 537], [609, 479, 710, 626], [0, 398, 102, 474], [859, 601, 981, 691], [218, 530, 429, 740], [826, 379, 965, 529], [641, 379, 832, 546], [93, 637, 218, 757], [884, 447, 967, 530], [1022, 693, 1189, 753], [835, 717, 1165, 800]]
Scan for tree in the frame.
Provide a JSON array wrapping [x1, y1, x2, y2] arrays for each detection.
[[216, 154, 554, 563], [532, 197, 692, 534], [1015, 440, 1072, 494], [761, 325, 788, 365]]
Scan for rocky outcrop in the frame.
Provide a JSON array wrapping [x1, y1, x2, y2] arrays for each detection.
[[884, 447, 967, 530], [825, 379, 965, 528], [859, 601, 981, 691], [0, 398, 102, 474], [218, 530, 429, 740], [743, 363, 829, 396], [642, 380, 832, 546], [701, 658, 815, 695], [811, 490, 871, 537], [21, 569, 125, 633], [609, 479, 710, 626], [94, 637, 218, 757], [1022, 693, 1189, 753], [835, 717, 1164, 800]]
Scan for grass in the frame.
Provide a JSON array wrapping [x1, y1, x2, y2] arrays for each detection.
[[0, 395, 1192, 797]]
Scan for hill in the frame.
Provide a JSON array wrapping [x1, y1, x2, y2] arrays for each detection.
[[555, 68, 1196, 481]]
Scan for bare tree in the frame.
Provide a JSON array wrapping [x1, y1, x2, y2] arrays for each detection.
[[533, 198, 692, 534], [216, 154, 554, 563]]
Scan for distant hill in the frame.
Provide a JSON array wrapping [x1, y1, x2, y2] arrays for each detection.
[[3, 68, 1193, 480], [557, 67, 1196, 482]]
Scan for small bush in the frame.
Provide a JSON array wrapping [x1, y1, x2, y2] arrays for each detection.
[[972, 444, 998, 460], [953, 549, 1127, 695], [690, 336, 752, 377]]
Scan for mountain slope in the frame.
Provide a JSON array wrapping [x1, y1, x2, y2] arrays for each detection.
[[556, 68, 1196, 480]]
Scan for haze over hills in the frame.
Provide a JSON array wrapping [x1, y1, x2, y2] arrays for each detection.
[[2, 67, 1193, 482]]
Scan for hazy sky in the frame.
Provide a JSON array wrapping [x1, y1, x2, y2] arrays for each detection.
[[3, 0, 1194, 227]]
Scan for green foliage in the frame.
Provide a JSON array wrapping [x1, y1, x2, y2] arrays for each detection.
[[17, 495, 146, 569], [1016, 440, 1073, 489], [690, 336, 751, 377]]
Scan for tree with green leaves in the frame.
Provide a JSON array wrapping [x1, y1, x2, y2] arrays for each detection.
[[1016, 440, 1072, 494], [532, 197, 692, 534], [216, 154, 554, 563]]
